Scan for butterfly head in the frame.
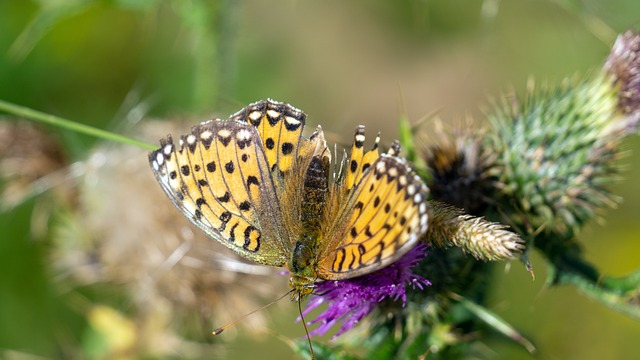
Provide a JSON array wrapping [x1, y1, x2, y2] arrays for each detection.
[[289, 276, 316, 300]]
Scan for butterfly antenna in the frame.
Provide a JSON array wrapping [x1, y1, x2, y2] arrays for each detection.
[[298, 294, 315, 360], [212, 289, 293, 335]]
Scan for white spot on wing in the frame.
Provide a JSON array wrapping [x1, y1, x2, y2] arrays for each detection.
[[200, 130, 212, 140], [156, 153, 164, 166], [237, 129, 252, 140], [285, 116, 301, 126], [267, 109, 280, 119], [249, 111, 262, 121], [419, 203, 427, 214]]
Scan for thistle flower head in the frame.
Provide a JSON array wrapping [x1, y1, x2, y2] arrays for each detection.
[[423, 127, 497, 216], [302, 243, 430, 338], [605, 30, 640, 120]]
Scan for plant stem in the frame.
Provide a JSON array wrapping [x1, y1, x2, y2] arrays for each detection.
[[550, 252, 640, 320], [0, 99, 156, 151]]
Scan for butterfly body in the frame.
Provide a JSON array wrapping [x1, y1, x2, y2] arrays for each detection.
[[149, 99, 431, 299], [289, 239, 321, 298]]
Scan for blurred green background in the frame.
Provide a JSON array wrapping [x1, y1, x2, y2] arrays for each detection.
[[1, 0, 639, 359]]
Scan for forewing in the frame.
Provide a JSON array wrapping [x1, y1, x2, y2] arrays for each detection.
[[149, 119, 289, 266], [317, 150, 431, 280], [229, 99, 320, 174]]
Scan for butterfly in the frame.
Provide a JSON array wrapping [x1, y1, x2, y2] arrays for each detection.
[[149, 99, 431, 300]]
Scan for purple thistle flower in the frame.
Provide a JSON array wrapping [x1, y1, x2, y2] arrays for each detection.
[[301, 243, 430, 338], [606, 30, 640, 122]]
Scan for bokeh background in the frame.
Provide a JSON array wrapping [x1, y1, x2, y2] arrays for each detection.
[[1, 1, 639, 359]]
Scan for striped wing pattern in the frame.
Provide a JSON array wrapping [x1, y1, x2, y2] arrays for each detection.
[[149, 119, 289, 266], [318, 138, 430, 279]]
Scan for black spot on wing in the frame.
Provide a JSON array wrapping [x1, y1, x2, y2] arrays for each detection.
[[265, 138, 275, 149], [281, 142, 293, 155], [358, 244, 366, 255], [247, 175, 260, 188], [219, 134, 232, 147], [217, 191, 231, 203], [225, 161, 235, 174], [239, 200, 251, 211], [229, 223, 238, 243], [365, 226, 373, 237], [219, 211, 232, 231], [237, 137, 252, 149]]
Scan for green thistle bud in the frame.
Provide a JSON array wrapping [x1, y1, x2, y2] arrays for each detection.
[[485, 71, 633, 240], [482, 31, 640, 243]]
